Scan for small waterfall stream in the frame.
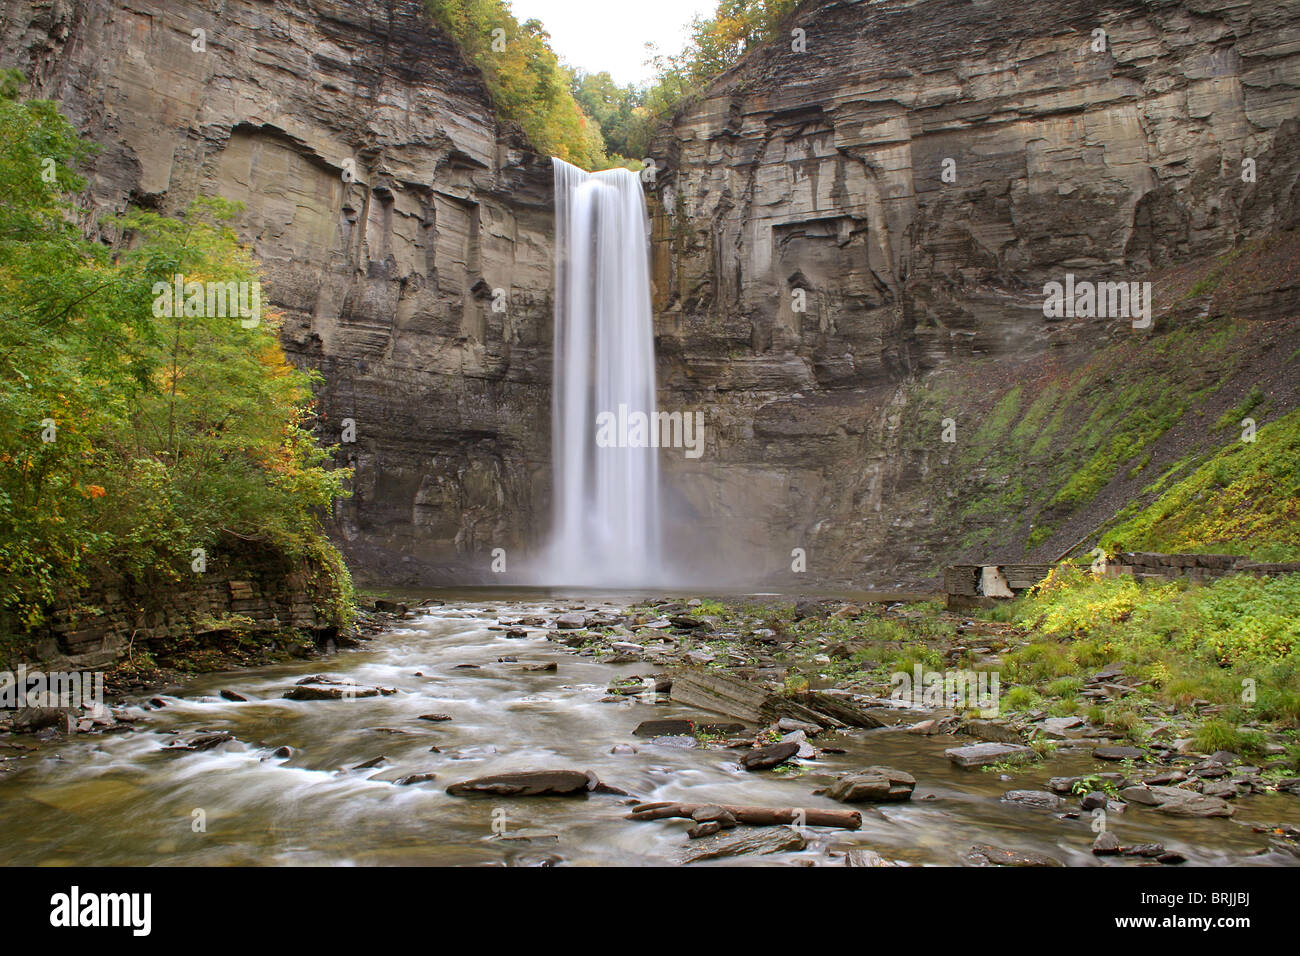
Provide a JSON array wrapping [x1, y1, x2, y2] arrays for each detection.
[[547, 158, 663, 586]]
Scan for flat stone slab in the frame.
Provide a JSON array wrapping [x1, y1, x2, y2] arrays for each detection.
[[826, 767, 916, 803], [1119, 785, 1234, 817], [680, 826, 807, 864], [741, 741, 800, 770], [1001, 789, 1064, 810], [945, 742, 1036, 768], [633, 719, 695, 737], [967, 843, 1063, 867], [446, 770, 598, 797], [1094, 745, 1144, 761]]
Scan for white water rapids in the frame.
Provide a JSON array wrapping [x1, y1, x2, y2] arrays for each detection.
[[546, 158, 664, 585]]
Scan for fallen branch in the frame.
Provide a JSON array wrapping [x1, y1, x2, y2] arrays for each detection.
[[626, 801, 861, 830]]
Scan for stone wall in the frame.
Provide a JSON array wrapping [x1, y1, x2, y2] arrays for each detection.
[[10, 541, 346, 670], [0, 0, 555, 585], [1108, 552, 1300, 582]]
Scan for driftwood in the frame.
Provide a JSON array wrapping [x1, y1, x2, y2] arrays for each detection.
[[627, 801, 862, 831]]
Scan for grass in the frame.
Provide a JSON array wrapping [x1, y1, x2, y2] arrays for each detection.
[[983, 567, 1300, 749], [1102, 407, 1300, 559]]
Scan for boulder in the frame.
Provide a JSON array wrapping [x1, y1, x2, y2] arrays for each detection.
[[945, 742, 1036, 768], [741, 741, 800, 770], [827, 767, 916, 803], [1001, 790, 1063, 810]]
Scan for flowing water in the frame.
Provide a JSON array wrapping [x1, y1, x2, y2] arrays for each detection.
[[547, 159, 663, 586], [1, 599, 1297, 867]]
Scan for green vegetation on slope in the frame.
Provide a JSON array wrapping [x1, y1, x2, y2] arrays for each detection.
[[0, 75, 351, 642], [992, 568, 1300, 749], [425, 0, 608, 168], [1103, 407, 1300, 560], [425, 0, 802, 168], [905, 308, 1273, 558], [582, 0, 801, 160]]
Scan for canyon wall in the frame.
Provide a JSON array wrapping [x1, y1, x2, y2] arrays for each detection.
[[648, 0, 1300, 586], [4, 0, 1298, 591], [0, 0, 554, 584]]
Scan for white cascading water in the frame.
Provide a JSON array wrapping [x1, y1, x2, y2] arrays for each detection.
[[547, 157, 663, 585]]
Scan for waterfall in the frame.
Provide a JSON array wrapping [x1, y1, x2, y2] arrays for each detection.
[[547, 157, 663, 585]]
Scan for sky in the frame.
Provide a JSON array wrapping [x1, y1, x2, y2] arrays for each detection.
[[506, 0, 718, 87]]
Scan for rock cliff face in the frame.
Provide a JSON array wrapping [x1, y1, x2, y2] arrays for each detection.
[[648, 0, 1300, 586], [5, 0, 1298, 590], [0, 0, 554, 583]]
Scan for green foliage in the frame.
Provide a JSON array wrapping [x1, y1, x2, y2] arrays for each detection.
[[624, 0, 799, 157], [569, 72, 646, 167], [1103, 408, 1300, 559], [0, 85, 349, 639], [425, 0, 607, 168], [1003, 567, 1300, 732], [1192, 718, 1263, 757]]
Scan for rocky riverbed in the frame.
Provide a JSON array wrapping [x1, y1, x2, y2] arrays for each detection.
[[0, 595, 1297, 866]]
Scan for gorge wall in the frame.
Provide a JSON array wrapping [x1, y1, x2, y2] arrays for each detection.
[[0, 0, 554, 585], [3, 0, 1298, 591], [648, 0, 1300, 587]]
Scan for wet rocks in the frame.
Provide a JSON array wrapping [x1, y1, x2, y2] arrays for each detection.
[[681, 826, 807, 863], [945, 742, 1036, 768], [741, 741, 800, 771], [1119, 785, 1234, 817], [219, 690, 248, 702], [962, 719, 1025, 745], [418, 714, 453, 722], [633, 719, 694, 737], [162, 731, 234, 752], [1094, 745, 1144, 761], [394, 772, 437, 786], [1001, 790, 1063, 811], [690, 805, 738, 827], [967, 844, 1063, 867], [554, 613, 588, 629], [1079, 791, 1109, 811], [284, 676, 394, 701], [1092, 832, 1121, 855], [446, 769, 604, 797], [826, 767, 916, 803]]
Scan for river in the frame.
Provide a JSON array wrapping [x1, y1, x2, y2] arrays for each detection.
[[1, 598, 1296, 866]]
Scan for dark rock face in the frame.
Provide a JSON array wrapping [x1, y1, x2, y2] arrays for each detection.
[[0, 0, 554, 585], [647, 0, 1300, 585]]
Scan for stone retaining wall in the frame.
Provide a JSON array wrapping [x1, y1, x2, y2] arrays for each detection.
[[945, 553, 1300, 608], [1106, 552, 1300, 582], [3, 543, 346, 669]]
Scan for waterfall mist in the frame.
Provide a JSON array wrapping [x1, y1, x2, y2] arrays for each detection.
[[544, 157, 665, 586]]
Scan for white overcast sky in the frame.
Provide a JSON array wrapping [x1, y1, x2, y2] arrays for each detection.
[[506, 0, 719, 86]]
